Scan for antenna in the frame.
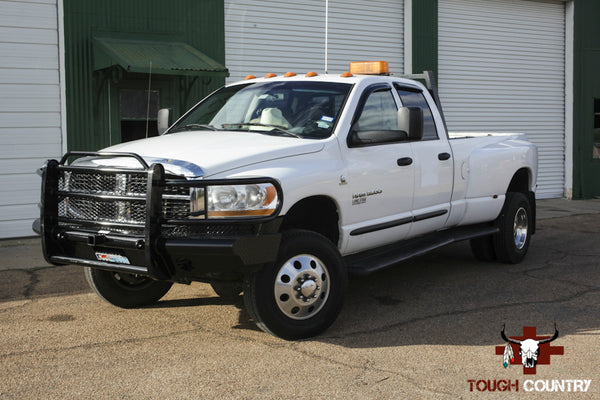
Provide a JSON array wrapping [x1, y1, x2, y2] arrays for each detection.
[[325, 0, 328, 73], [145, 61, 153, 138]]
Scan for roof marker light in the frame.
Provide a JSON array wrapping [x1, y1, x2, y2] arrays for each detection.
[[340, 72, 353, 78], [265, 73, 277, 78], [305, 71, 318, 77], [349, 61, 390, 75], [284, 72, 296, 77], [244, 75, 256, 80]]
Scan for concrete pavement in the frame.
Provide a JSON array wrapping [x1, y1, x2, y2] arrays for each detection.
[[1, 198, 599, 399]]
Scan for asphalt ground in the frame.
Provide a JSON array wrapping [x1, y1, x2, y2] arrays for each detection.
[[1, 199, 599, 399]]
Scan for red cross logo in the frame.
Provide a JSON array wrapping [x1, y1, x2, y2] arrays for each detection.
[[495, 326, 564, 374]]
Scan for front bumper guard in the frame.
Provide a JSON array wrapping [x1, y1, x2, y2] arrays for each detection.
[[38, 152, 283, 282]]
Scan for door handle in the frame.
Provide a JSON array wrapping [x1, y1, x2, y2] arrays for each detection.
[[438, 152, 451, 161], [397, 157, 413, 166]]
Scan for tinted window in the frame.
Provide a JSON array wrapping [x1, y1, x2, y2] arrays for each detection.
[[356, 89, 398, 131], [396, 88, 438, 140], [349, 88, 412, 146]]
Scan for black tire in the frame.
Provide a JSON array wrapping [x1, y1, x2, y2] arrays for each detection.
[[470, 235, 497, 262], [244, 230, 348, 340], [493, 192, 532, 264], [210, 281, 243, 299], [84, 267, 173, 308]]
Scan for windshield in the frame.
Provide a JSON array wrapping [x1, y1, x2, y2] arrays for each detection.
[[169, 81, 352, 139]]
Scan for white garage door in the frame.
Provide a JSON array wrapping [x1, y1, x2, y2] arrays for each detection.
[[0, 0, 62, 238], [224, 0, 404, 82], [438, 0, 566, 198]]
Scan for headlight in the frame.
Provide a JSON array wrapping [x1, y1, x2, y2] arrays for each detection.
[[190, 183, 279, 219]]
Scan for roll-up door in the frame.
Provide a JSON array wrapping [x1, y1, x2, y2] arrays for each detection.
[[0, 0, 62, 238], [224, 0, 403, 82], [438, 0, 566, 198]]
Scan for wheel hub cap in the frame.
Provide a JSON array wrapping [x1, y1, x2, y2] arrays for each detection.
[[274, 254, 330, 320], [513, 207, 528, 250]]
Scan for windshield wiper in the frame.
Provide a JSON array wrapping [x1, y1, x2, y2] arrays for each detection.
[[221, 123, 301, 139], [170, 124, 218, 133]]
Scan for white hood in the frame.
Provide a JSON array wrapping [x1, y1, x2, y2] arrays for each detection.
[[90, 130, 325, 177]]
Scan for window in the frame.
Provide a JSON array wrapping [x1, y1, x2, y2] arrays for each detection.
[[169, 81, 351, 139], [120, 89, 160, 142], [356, 89, 398, 131], [349, 87, 413, 147], [395, 87, 438, 140]]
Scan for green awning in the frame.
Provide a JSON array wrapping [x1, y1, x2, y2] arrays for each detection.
[[93, 35, 229, 77]]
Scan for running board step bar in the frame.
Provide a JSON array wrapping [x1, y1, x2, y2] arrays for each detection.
[[344, 224, 499, 276]]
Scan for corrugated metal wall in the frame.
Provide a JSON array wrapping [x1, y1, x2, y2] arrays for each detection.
[[439, 0, 566, 198], [0, 0, 62, 238], [63, 0, 226, 151], [224, 0, 403, 82]]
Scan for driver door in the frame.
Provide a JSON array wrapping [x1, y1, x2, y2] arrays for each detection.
[[340, 84, 415, 254]]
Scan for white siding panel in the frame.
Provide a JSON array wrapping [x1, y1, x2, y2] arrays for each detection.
[[0, 0, 61, 238], [224, 0, 403, 82], [0, 218, 39, 239], [439, 0, 566, 198], [327, 0, 403, 75], [0, 174, 41, 206]]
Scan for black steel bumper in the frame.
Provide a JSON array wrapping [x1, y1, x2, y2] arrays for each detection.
[[38, 152, 283, 283]]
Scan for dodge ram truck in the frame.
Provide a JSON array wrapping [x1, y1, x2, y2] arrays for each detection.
[[36, 61, 538, 339]]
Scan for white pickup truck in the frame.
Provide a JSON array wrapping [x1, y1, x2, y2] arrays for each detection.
[[36, 62, 538, 339]]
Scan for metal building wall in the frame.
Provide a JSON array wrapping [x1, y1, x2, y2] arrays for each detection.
[[224, 0, 404, 82], [0, 0, 62, 238], [438, 0, 566, 198], [63, 0, 226, 151]]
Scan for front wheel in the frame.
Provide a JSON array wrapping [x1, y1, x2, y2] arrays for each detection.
[[84, 267, 173, 308], [244, 230, 347, 340], [493, 192, 533, 264]]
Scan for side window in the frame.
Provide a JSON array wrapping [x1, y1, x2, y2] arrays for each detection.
[[396, 87, 438, 140], [350, 88, 408, 147], [356, 89, 398, 131]]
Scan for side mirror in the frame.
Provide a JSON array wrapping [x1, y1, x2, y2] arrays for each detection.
[[157, 108, 173, 135], [398, 107, 423, 141]]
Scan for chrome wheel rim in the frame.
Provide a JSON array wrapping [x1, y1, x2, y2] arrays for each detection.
[[274, 254, 330, 320], [513, 207, 528, 250]]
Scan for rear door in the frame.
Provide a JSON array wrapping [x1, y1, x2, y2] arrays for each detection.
[[395, 85, 453, 237]]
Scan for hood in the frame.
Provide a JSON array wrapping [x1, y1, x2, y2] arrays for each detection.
[[84, 130, 325, 177]]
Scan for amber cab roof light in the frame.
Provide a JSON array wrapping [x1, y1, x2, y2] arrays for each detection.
[[349, 61, 389, 75]]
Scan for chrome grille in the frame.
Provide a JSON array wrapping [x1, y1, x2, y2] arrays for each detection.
[[59, 171, 147, 197], [59, 197, 146, 224], [57, 169, 190, 225]]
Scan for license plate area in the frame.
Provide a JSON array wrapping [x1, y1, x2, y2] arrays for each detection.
[[95, 250, 131, 264]]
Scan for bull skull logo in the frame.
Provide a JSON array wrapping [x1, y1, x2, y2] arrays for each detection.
[[501, 324, 559, 368]]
